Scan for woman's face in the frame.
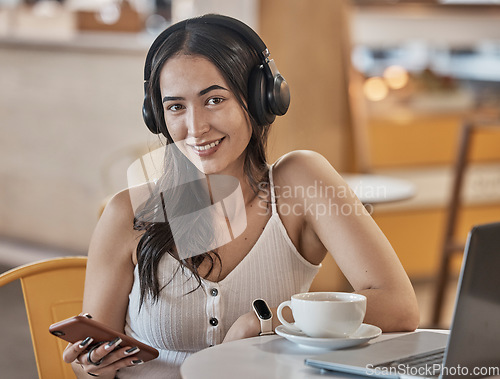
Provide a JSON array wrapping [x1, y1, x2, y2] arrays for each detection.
[[159, 54, 252, 176]]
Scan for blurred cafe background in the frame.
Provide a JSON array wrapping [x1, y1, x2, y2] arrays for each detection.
[[1, 0, 500, 376]]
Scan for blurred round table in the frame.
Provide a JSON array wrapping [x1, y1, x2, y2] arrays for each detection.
[[342, 174, 416, 205]]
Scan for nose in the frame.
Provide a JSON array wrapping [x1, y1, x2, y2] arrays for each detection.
[[186, 106, 210, 138]]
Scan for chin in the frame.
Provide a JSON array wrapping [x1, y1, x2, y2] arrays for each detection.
[[194, 162, 222, 176]]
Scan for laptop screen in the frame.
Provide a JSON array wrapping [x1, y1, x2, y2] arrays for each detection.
[[442, 222, 500, 378]]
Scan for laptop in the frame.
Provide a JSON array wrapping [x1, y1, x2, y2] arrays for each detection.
[[305, 222, 500, 378]]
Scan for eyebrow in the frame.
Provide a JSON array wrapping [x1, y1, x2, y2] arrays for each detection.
[[162, 85, 228, 103]]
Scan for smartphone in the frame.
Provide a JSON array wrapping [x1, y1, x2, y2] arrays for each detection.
[[49, 315, 159, 362]]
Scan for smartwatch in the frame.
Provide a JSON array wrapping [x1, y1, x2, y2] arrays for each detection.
[[252, 299, 274, 335]]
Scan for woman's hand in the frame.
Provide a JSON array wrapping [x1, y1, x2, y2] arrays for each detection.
[[63, 338, 143, 378], [222, 312, 260, 343]]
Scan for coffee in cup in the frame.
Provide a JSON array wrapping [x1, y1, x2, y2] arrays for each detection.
[[277, 292, 366, 338]]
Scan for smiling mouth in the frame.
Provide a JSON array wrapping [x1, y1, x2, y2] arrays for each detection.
[[190, 137, 225, 151]]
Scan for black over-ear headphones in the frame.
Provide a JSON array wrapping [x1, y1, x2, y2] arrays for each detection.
[[142, 14, 290, 134]]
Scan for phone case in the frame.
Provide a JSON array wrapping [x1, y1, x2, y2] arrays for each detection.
[[49, 315, 159, 362]]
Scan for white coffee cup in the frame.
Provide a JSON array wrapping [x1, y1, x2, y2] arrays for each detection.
[[277, 292, 367, 338]]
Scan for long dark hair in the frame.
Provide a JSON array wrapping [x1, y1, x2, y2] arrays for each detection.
[[133, 19, 272, 307]]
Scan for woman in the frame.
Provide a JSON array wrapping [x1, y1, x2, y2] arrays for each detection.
[[63, 14, 419, 378]]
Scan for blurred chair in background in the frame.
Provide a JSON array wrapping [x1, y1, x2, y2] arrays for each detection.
[[432, 117, 500, 327], [0, 256, 87, 379]]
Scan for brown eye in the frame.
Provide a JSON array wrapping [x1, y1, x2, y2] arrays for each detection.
[[207, 97, 224, 105], [167, 104, 184, 112]]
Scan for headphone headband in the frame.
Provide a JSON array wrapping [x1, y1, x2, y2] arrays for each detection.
[[144, 14, 268, 82]]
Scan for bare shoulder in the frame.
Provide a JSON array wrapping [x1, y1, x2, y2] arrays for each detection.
[[89, 185, 148, 265], [272, 150, 344, 188], [100, 183, 153, 230], [101, 188, 134, 220], [98, 188, 136, 237]]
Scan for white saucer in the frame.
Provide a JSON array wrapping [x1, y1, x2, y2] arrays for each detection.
[[275, 323, 381, 350]]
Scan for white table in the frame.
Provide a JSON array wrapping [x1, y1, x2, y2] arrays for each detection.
[[342, 174, 416, 205], [181, 331, 439, 379]]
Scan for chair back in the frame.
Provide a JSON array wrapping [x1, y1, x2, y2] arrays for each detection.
[[0, 256, 87, 379]]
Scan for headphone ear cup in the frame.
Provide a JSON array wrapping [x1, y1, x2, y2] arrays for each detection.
[[248, 65, 276, 126], [142, 86, 161, 134], [268, 74, 290, 116]]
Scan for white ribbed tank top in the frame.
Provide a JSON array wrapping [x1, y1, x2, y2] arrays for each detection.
[[118, 165, 320, 378]]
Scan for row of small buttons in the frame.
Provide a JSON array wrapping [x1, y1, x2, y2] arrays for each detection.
[[210, 287, 219, 327]]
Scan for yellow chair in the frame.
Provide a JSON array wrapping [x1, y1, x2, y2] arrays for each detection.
[[0, 256, 87, 379]]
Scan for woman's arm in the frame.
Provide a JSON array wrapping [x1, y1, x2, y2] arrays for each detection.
[[63, 189, 142, 378], [275, 151, 419, 332]]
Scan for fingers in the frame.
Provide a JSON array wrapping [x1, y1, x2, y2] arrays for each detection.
[[78, 344, 144, 376], [64, 334, 144, 376], [62, 338, 93, 363], [88, 337, 123, 365]]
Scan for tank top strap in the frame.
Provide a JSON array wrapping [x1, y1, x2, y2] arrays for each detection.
[[268, 163, 277, 215]]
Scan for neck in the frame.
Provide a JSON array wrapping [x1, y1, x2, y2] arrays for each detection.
[[205, 164, 267, 208]]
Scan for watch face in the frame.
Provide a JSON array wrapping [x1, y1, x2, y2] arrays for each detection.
[[253, 299, 272, 320]]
